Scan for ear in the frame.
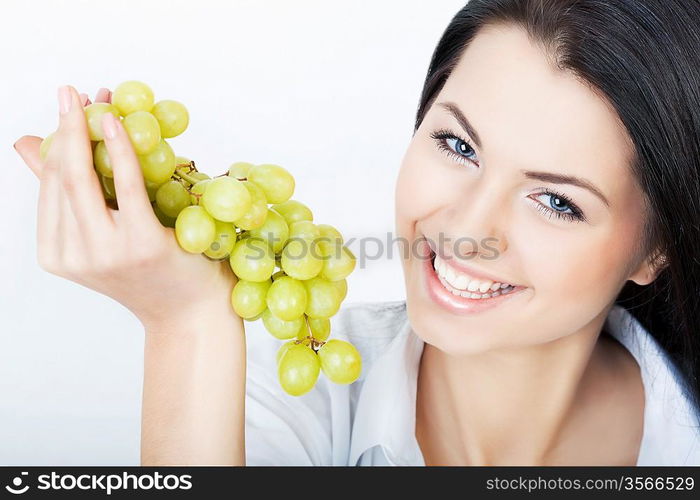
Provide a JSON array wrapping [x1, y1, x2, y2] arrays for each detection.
[[628, 248, 667, 286]]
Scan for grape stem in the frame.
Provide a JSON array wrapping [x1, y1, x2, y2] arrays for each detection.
[[174, 166, 200, 186], [302, 316, 326, 352]]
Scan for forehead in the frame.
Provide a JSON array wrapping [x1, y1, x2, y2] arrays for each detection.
[[435, 24, 635, 191]]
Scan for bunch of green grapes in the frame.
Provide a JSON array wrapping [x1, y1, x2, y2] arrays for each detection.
[[40, 80, 362, 397]]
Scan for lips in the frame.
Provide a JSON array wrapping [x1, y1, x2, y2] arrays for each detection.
[[420, 242, 527, 315]]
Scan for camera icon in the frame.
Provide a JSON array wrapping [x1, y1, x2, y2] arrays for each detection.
[[5, 472, 29, 495]]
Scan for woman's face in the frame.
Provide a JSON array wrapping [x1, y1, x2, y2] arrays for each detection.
[[396, 24, 656, 355]]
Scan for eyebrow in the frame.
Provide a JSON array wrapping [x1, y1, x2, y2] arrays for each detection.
[[437, 100, 610, 208], [437, 101, 483, 149], [521, 171, 610, 207]]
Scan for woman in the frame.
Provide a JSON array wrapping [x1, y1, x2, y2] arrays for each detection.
[[13, 0, 700, 465]]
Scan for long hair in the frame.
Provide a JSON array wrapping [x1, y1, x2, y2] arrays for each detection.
[[414, 0, 700, 414]]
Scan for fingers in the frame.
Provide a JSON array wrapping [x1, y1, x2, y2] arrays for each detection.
[[79, 93, 91, 106], [95, 87, 112, 104], [13, 135, 44, 178], [55, 85, 112, 232], [100, 112, 159, 229], [36, 149, 63, 272]]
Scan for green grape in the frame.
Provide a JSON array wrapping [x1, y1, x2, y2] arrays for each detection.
[[204, 220, 237, 259], [234, 181, 268, 230], [153, 203, 176, 228], [231, 279, 271, 319], [271, 200, 313, 225], [266, 276, 307, 321], [175, 205, 216, 253], [84, 103, 120, 141], [189, 179, 211, 205], [245, 311, 264, 322], [112, 80, 154, 116], [229, 237, 275, 282], [278, 343, 320, 396], [156, 180, 190, 218], [296, 319, 310, 341], [138, 139, 176, 184], [40, 132, 55, 161], [201, 176, 252, 222], [123, 111, 161, 155], [229, 161, 254, 179], [288, 221, 320, 241], [321, 245, 356, 281], [98, 173, 116, 200], [248, 209, 289, 254], [304, 276, 342, 318], [317, 224, 344, 254], [271, 270, 286, 281], [317, 224, 343, 243], [174, 155, 191, 167], [151, 99, 189, 138], [248, 163, 295, 204], [305, 317, 331, 342], [276, 340, 297, 365], [332, 278, 348, 302], [281, 238, 324, 280], [318, 339, 361, 385], [144, 179, 161, 202], [190, 171, 210, 181], [262, 309, 304, 340], [93, 141, 113, 178]]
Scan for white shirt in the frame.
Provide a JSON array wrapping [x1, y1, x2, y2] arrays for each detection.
[[244, 300, 700, 465]]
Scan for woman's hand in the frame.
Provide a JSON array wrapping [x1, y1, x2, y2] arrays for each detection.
[[13, 85, 238, 332]]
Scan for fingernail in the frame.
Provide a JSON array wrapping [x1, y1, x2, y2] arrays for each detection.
[[12, 139, 18, 151], [102, 112, 117, 139], [58, 86, 72, 114]]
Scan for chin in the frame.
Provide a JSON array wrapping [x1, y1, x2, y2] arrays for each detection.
[[405, 296, 509, 356]]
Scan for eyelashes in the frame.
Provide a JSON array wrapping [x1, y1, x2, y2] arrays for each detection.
[[429, 128, 587, 223], [431, 128, 477, 167]]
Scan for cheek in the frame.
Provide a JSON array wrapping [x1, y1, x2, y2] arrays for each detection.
[[395, 138, 453, 237], [519, 221, 633, 306], [395, 144, 426, 231]]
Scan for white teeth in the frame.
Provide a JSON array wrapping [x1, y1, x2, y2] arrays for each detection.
[[445, 265, 457, 285], [454, 274, 470, 289], [433, 255, 517, 300], [432, 255, 514, 291]]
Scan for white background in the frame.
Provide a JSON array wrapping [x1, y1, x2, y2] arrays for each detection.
[[0, 0, 465, 464]]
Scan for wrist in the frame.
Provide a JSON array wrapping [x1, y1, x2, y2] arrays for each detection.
[[141, 290, 242, 339]]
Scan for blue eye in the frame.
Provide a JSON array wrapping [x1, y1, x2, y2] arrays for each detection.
[[430, 129, 478, 167], [531, 190, 586, 223], [540, 193, 573, 213]]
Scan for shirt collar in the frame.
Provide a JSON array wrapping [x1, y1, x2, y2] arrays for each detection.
[[348, 308, 425, 466], [604, 305, 700, 465]]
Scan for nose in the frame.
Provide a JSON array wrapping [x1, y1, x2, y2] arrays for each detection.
[[444, 175, 510, 260]]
